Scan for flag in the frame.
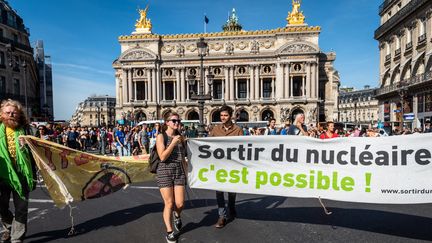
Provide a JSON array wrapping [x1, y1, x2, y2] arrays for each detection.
[[204, 15, 209, 24]]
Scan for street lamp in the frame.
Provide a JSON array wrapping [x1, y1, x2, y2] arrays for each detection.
[[187, 37, 214, 137], [398, 83, 408, 130]]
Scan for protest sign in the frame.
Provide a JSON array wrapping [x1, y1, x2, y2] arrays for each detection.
[[187, 134, 432, 204], [23, 136, 152, 208]]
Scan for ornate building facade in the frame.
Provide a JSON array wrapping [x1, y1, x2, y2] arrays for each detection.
[[113, 2, 340, 124], [70, 95, 116, 127], [375, 0, 432, 129], [0, 0, 40, 120], [338, 86, 379, 127]]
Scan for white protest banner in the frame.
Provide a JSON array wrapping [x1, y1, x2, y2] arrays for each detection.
[[187, 134, 432, 204]]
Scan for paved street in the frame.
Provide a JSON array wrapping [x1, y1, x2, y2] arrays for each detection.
[[22, 181, 432, 243]]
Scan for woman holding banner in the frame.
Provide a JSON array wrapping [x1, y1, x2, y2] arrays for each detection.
[[155, 112, 187, 243]]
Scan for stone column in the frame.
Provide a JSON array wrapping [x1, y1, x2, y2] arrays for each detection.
[[249, 66, 255, 100], [122, 69, 127, 104], [276, 63, 283, 99], [254, 66, 260, 99], [306, 62, 311, 98], [316, 62, 319, 99], [147, 68, 152, 102], [290, 75, 293, 98], [246, 76, 250, 99], [302, 75, 306, 97], [128, 69, 133, 102], [115, 74, 120, 106], [224, 67, 229, 100], [180, 68, 185, 102], [235, 77, 238, 99], [310, 63, 315, 98], [157, 67, 161, 102], [284, 64, 289, 99], [229, 67, 235, 100], [204, 68, 209, 94], [272, 77, 275, 99], [176, 68, 181, 101], [162, 79, 166, 101], [152, 68, 157, 103], [134, 80, 137, 101]]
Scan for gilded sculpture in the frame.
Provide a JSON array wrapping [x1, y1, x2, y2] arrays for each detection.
[[287, 0, 306, 26], [135, 5, 152, 33]]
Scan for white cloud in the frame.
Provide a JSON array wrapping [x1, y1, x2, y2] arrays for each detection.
[[53, 62, 114, 76], [53, 74, 115, 120]]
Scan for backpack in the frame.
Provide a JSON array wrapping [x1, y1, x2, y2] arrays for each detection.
[[149, 132, 169, 174]]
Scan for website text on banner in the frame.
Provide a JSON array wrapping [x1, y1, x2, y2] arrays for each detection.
[[22, 136, 152, 208], [187, 134, 432, 204]]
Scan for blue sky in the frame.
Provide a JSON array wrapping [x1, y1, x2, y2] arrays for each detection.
[[12, 0, 380, 120]]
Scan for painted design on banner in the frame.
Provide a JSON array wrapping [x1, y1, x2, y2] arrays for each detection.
[[22, 136, 152, 208]]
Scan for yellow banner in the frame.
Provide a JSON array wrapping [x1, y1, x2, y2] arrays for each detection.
[[22, 136, 153, 208]]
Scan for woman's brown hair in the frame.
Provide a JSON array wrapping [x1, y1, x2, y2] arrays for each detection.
[[162, 111, 180, 135]]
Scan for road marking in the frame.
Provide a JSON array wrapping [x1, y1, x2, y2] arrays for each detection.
[[130, 186, 159, 190], [28, 209, 49, 222], [11, 199, 54, 203], [28, 208, 38, 213]]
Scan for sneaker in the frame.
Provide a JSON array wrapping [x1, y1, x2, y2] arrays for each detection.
[[173, 212, 182, 232], [166, 231, 177, 243], [215, 217, 226, 228], [0, 231, 11, 243]]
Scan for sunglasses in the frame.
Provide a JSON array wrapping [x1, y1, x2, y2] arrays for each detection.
[[170, 119, 181, 124]]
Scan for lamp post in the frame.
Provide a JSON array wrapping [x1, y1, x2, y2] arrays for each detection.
[[398, 84, 408, 130], [187, 37, 214, 137]]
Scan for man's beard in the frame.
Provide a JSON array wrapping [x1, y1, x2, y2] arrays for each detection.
[[3, 118, 20, 129]]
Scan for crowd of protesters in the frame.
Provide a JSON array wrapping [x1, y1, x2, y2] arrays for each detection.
[[31, 121, 201, 156], [234, 118, 432, 138], [31, 116, 432, 157]]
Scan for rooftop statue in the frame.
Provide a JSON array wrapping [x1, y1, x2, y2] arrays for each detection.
[[222, 8, 243, 32], [135, 5, 152, 32], [287, 0, 306, 26]]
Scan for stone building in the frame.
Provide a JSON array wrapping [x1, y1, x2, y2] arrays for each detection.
[[34, 40, 54, 120], [338, 86, 379, 127], [375, 0, 432, 129], [0, 0, 40, 119], [113, 1, 340, 125], [70, 95, 116, 127]]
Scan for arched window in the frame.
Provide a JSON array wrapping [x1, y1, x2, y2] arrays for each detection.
[[187, 111, 199, 120], [261, 109, 274, 121], [237, 110, 249, 122], [211, 110, 221, 123]]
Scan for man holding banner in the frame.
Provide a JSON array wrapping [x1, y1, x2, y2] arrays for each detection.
[[0, 99, 35, 243], [209, 105, 243, 228]]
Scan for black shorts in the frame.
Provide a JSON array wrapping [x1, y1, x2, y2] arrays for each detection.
[[133, 141, 140, 149]]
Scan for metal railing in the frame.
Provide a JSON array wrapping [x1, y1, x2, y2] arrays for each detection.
[[418, 34, 426, 44], [376, 70, 432, 96], [406, 42, 413, 51], [395, 48, 401, 57], [385, 54, 391, 63]]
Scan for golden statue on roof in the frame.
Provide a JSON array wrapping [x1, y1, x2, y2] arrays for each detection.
[[134, 5, 152, 34], [287, 0, 306, 26]]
